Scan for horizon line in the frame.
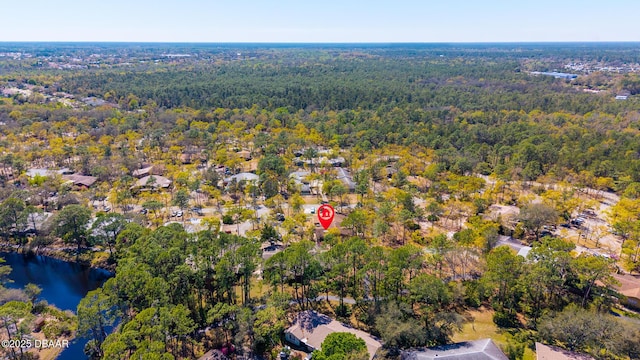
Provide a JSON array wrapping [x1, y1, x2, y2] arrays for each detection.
[[1, 40, 640, 45]]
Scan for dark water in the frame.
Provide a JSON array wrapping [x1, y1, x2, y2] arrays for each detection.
[[1, 252, 112, 359]]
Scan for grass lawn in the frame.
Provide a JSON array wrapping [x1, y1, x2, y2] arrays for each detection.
[[453, 308, 536, 360], [302, 195, 322, 204]]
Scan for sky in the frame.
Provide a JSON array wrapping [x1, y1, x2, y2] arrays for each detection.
[[3, 0, 640, 43]]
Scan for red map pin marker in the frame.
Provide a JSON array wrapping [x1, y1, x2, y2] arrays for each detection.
[[317, 204, 335, 230]]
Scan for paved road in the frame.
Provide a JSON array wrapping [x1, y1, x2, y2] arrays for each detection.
[[496, 235, 529, 252]]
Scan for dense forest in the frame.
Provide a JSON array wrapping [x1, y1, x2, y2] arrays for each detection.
[[0, 43, 640, 360]]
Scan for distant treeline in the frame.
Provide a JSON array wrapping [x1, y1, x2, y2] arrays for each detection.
[[58, 56, 630, 113]]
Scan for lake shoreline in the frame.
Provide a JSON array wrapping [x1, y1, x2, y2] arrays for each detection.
[[0, 243, 116, 273], [0, 251, 113, 360]]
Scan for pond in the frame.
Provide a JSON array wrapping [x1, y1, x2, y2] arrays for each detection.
[[1, 252, 112, 359]]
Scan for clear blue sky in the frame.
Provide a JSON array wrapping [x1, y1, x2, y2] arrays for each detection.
[[4, 0, 640, 42]]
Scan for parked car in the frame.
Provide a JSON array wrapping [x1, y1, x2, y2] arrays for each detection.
[[571, 217, 585, 226]]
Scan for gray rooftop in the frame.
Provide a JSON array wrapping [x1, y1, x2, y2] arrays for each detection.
[[225, 172, 259, 183], [402, 339, 508, 360], [336, 167, 355, 190]]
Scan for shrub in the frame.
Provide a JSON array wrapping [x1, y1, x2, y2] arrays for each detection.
[[222, 214, 234, 224], [493, 310, 519, 328]]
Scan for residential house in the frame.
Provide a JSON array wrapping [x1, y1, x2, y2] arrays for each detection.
[[611, 273, 640, 309], [28, 168, 93, 190], [26, 168, 73, 178], [530, 71, 578, 80], [180, 153, 194, 164], [237, 150, 252, 161], [517, 246, 532, 258], [300, 183, 311, 195], [198, 350, 229, 360], [401, 338, 508, 360], [290, 171, 311, 195], [132, 175, 172, 190], [223, 172, 259, 185], [535, 343, 594, 360], [336, 168, 355, 192], [285, 310, 381, 360], [616, 91, 631, 100], [290, 171, 310, 182], [132, 164, 165, 178], [294, 156, 345, 168], [132, 166, 153, 178], [313, 213, 348, 241], [81, 97, 107, 106], [0, 167, 15, 180], [62, 174, 98, 189]]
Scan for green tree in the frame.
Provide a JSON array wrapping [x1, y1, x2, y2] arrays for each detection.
[[207, 303, 240, 345], [0, 197, 27, 241], [538, 305, 616, 353], [303, 147, 318, 172], [520, 237, 575, 312], [285, 241, 321, 309], [519, 203, 557, 241], [52, 204, 92, 259], [236, 239, 260, 305], [341, 210, 368, 237], [264, 251, 289, 293], [312, 332, 368, 360], [143, 200, 165, 219], [409, 274, 460, 344], [253, 306, 286, 355], [260, 224, 280, 245], [172, 189, 190, 213], [572, 254, 615, 307], [0, 258, 12, 286], [91, 212, 127, 256], [24, 283, 41, 303], [78, 288, 118, 358], [258, 154, 287, 178], [374, 302, 425, 350], [322, 242, 350, 315], [485, 246, 523, 311]]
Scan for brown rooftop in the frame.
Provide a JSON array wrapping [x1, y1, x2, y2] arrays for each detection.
[[612, 273, 640, 300], [63, 173, 98, 187]]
